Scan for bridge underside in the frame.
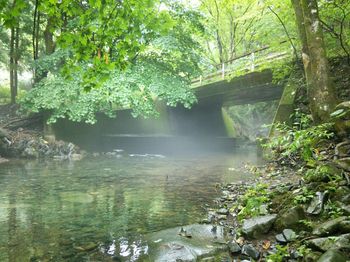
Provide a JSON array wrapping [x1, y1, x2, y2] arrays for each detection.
[[195, 70, 283, 106], [52, 70, 284, 152]]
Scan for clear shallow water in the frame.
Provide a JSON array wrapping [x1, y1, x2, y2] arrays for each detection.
[[0, 148, 260, 261]]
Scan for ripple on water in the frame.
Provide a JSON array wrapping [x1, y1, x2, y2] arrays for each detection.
[[0, 148, 260, 261]]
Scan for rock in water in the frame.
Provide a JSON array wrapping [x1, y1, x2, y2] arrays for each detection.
[[241, 214, 277, 239], [317, 250, 347, 262], [145, 224, 226, 262]]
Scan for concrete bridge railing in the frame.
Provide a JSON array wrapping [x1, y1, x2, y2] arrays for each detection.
[[191, 41, 292, 88]]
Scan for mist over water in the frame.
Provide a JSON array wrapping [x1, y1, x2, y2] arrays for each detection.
[[0, 146, 261, 261]]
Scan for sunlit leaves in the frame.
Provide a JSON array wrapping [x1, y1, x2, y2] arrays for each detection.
[[20, 60, 197, 124]]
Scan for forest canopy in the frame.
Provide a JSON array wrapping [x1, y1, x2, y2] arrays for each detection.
[[0, 0, 349, 124]]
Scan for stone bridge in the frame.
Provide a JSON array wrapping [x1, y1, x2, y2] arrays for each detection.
[[52, 44, 295, 152]]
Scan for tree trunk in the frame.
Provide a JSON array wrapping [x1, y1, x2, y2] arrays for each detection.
[[44, 17, 55, 55], [14, 27, 19, 98], [32, 0, 39, 60], [216, 29, 224, 64], [33, 0, 41, 83], [291, 0, 311, 75], [293, 0, 338, 123], [9, 27, 16, 104]]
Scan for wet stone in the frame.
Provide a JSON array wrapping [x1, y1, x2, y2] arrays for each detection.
[[259, 204, 269, 215]]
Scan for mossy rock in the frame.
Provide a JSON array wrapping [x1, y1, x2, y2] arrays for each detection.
[[274, 206, 307, 232]]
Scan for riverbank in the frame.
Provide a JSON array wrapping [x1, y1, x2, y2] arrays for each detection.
[[0, 104, 85, 161], [204, 128, 350, 260]]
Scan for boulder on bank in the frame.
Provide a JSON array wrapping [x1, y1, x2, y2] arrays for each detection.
[[307, 233, 350, 251], [0, 128, 84, 160], [241, 214, 277, 239], [313, 217, 349, 236], [317, 249, 347, 262], [275, 206, 305, 231]]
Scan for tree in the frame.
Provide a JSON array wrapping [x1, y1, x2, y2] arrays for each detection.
[[20, 2, 203, 123], [291, 0, 338, 123], [0, 0, 28, 104]]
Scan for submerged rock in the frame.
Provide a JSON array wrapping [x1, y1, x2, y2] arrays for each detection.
[[0, 156, 9, 164], [317, 249, 347, 262], [145, 224, 226, 262], [241, 214, 277, 239]]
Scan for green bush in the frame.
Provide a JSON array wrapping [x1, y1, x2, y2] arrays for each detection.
[[263, 110, 334, 163], [236, 183, 270, 220], [304, 165, 342, 183], [0, 86, 11, 103], [0, 85, 27, 104]]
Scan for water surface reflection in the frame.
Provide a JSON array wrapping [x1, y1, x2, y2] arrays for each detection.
[[0, 148, 260, 261]]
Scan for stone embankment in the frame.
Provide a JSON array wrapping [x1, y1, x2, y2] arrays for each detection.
[[0, 127, 84, 161]]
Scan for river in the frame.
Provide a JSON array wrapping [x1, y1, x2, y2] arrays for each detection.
[[0, 147, 261, 261]]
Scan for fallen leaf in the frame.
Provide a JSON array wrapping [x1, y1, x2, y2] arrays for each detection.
[[262, 240, 271, 250]]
